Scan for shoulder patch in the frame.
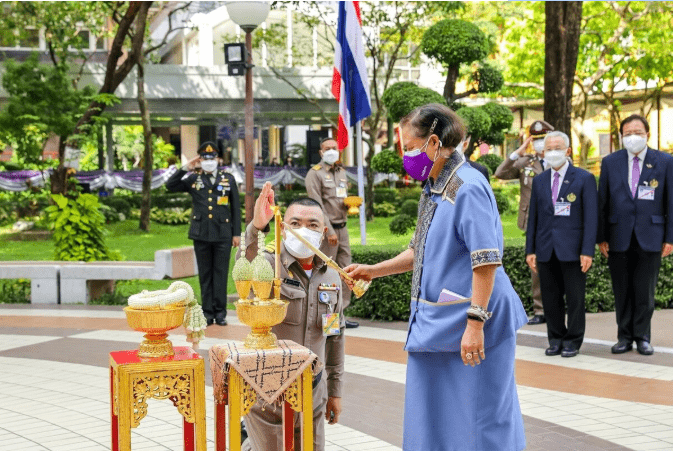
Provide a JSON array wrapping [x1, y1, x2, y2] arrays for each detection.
[[312, 164, 322, 171]]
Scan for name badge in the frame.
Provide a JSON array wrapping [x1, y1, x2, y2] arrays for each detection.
[[638, 186, 655, 200], [336, 187, 347, 198], [283, 278, 301, 287], [322, 312, 341, 336], [217, 196, 229, 205], [554, 202, 571, 216]]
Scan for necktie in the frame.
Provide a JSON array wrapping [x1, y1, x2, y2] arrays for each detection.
[[552, 172, 560, 205], [631, 156, 640, 198]]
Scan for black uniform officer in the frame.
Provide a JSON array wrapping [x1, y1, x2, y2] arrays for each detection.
[[166, 141, 241, 326]]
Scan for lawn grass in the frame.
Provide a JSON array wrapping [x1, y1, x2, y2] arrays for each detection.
[[0, 212, 520, 301]]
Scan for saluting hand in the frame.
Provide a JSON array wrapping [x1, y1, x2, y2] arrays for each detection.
[[185, 156, 201, 171], [514, 136, 534, 157], [252, 182, 275, 230]]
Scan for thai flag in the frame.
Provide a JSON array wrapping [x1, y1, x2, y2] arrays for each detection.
[[332, 1, 371, 150]]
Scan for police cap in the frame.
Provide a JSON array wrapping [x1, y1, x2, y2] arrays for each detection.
[[529, 120, 554, 137], [198, 141, 219, 160]]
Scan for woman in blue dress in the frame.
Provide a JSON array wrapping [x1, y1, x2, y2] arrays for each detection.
[[346, 104, 528, 451]]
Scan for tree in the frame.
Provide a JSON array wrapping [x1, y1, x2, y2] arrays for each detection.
[[421, 19, 503, 105], [382, 82, 445, 122], [544, 2, 582, 136], [371, 149, 403, 187]]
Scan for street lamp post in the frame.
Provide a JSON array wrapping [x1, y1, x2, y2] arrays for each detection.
[[225, 1, 270, 224]]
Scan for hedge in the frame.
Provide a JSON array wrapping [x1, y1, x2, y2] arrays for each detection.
[[345, 245, 673, 321]]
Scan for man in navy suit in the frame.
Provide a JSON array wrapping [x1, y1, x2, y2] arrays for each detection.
[[526, 131, 598, 357], [597, 115, 673, 356]]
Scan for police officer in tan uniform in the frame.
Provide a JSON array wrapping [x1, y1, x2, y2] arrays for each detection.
[[495, 120, 554, 325], [239, 182, 345, 451], [305, 137, 358, 328]]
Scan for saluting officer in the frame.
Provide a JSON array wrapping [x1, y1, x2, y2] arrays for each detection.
[[495, 120, 554, 325], [305, 137, 358, 328], [166, 141, 241, 326], [240, 182, 345, 451]]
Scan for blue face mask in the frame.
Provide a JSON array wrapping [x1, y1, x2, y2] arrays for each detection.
[[403, 137, 435, 181]]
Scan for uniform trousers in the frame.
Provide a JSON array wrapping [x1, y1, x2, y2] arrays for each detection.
[[323, 225, 352, 308], [536, 251, 586, 350], [193, 240, 231, 321], [608, 233, 661, 343], [245, 376, 327, 451], [531, 269, 543, 316]]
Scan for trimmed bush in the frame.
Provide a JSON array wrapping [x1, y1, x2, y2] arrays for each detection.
[[373, 201, 397, 218], [400, 199, 419, 217], [345, 245, 673, 321], [389, 213, 416, 236], [476, 153, 504, 174], [491, 187, 513, 215]]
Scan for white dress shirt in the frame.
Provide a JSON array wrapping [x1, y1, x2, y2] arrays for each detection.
[[627, 148, 647, 188], [551, 161, 570, 201]]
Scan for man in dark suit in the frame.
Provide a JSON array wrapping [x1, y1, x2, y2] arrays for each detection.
[[597, 115, 673, 355], [526, 131, 598, 358], [166, 141, 242, 326]]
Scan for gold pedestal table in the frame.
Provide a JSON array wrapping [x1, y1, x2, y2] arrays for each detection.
[[209, 340, 320, 451], [109, 347, 206, 451]]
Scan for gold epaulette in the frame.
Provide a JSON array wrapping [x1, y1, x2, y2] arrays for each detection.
[[264, 241, 276, 253], [312, 164, 322, 171]]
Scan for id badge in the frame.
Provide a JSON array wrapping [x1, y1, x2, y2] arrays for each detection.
[[336, 187, 347, 198], [554, 202, 571, 216], [322, 312, 341, 336], [638, 186, 655, 200], [217, 196, 229, 205]]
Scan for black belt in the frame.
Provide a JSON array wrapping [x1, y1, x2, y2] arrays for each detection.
[[331, 222, 346, 230], [312, 370, 323, 389]]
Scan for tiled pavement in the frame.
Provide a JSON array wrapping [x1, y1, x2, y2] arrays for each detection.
[[1, 305, 672, 451]]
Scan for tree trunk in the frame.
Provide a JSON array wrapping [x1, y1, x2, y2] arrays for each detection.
[[443, 64, 460, 104], [544, 2, 582, 136], [97, 124, 105, 170], [51, 137, 69, 194], [138, 60, 153, 232]]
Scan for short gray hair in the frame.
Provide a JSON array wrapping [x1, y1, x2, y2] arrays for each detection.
[[544, 131, 570, 148]]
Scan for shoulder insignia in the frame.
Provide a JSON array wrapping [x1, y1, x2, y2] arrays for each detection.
[[264, 242, 276, 253], [312, 164, 322, 171]]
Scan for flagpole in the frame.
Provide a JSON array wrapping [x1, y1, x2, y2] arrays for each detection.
[[355, 121, 367, 245]]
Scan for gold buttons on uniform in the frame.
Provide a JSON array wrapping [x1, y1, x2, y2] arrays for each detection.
[[208, 206, 213, 210], [225, 219, 229, 222], [208, 214, 213, 219], [208, 198, 212, 202], [209, 190, 212, 193], [193, 216, 196, 219]]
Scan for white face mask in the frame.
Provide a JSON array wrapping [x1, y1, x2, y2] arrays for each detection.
[[623, 135, 647, 155], [283, 226, 323, 260], [322, 149, 339, 165], [200, 160, 218, 173], [532, 139, 545, 153], [544, 150, 567, 169]]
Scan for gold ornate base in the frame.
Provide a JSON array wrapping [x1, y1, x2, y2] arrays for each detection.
[[251, 280, 273, 299], [138, 332, 175, 358], [243, 329, 278, 349], [235, 280, 252, 300]]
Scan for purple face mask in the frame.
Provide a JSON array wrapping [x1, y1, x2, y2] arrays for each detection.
[[403, 137, 437, 181]]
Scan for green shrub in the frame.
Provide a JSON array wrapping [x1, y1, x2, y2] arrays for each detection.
[[152, 192, 192, 210], [346, 245, 673, 321], [0, 279, 30, 304], [373, 188, 398, 204], [476, 153, 504, 174], [45, 194, 119, 261], [389, 213, 416, 236], [400, 199, 419, 217], [397, 186, 423, 203], [373, 201, 397, 217], [150, 207, 192, 225], [491, 187, 513, 215], [99, 196, 132, 217], [371, 149, 403, 176], [99, 204, 122, 224]]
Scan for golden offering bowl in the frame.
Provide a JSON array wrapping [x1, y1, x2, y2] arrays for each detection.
[[344, 196, 363, 215], [351, 279, 372, 298], [124, 305, 185, 358], [251, 280, 273, 299], [235, 280, 252, 300], [236, 299, 289, 349]]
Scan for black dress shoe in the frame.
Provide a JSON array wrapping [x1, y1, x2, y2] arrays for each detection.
[[345, 320, 359, 329], [527, 315, 546, 325], [561, 347, 579, 358], [636, 340, 654, 355], [206, 318, 215, 326], [545, 345, 562, 356], [611, 340, 633, 354], [216, 318, 228, 326]]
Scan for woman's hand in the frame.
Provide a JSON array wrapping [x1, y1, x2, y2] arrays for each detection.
[[460, 321, 485, 367], [344, 263, 376, 282]]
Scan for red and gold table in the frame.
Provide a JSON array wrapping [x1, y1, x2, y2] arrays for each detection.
[[110, 347, 206, 451], [210, 340, 318, 451]]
